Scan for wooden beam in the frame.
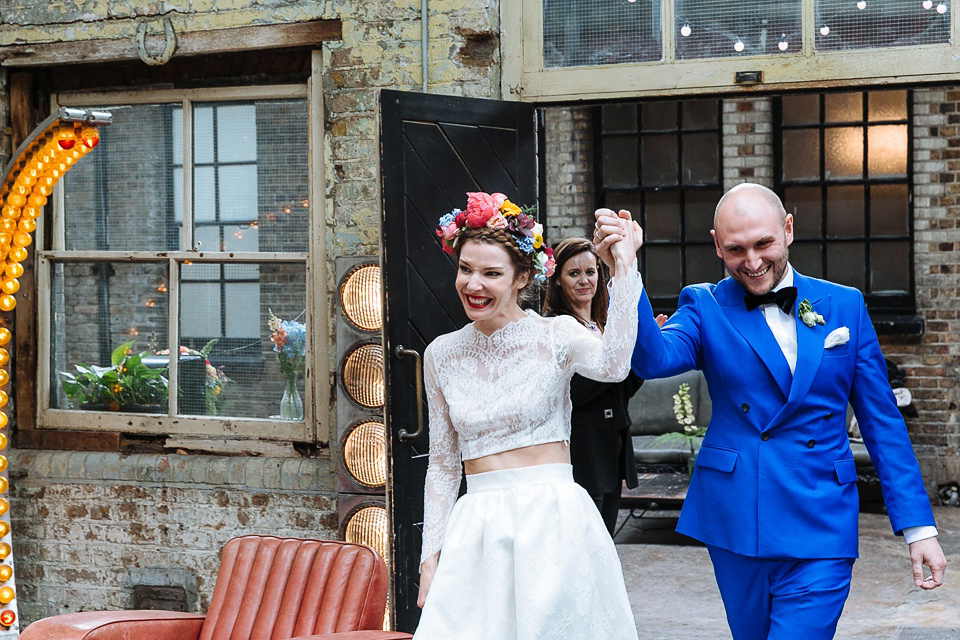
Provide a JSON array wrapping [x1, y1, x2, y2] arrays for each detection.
[[0, 19, 342, 67], [9, 71, 40, 438]]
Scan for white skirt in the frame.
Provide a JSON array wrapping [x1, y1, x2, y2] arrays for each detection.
[[414, 463, 639, 640]]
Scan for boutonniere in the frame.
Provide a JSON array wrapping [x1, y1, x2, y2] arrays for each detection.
[[798, 299, 825, 328]]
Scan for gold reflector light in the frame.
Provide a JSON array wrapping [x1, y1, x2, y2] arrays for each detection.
[[341, 343, 384, 408], [343, 420, 387, 488], [339, 264, 382, 332], [344, 504, 389, 564]]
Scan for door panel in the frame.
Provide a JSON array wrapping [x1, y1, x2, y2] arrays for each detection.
[[380, 89, 537, 632]]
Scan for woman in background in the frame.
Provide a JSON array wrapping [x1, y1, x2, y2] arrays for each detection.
[[543, 237, 644, 535]]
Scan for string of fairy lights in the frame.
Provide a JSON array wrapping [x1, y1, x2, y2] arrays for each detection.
[[0, 106, 110, 635]]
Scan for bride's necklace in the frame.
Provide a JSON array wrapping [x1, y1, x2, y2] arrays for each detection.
[[577, 315, 600, 332]]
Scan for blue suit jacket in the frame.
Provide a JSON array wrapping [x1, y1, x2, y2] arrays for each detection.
[[632, 271, 935, 559]]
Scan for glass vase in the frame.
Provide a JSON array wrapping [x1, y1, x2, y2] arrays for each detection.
[[279, 374, 304, 421]]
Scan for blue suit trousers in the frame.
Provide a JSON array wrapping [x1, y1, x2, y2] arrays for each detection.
[[708, 546, 855, 640]]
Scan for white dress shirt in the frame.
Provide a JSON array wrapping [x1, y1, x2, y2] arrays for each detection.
[[638, 267, 937, 545]]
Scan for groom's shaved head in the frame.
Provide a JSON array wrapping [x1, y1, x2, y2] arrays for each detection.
[[714, 183, 788, 229]]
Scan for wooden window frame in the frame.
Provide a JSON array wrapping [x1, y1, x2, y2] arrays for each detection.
[[34, 78, 329, 444], [503, 0, 960, 102]]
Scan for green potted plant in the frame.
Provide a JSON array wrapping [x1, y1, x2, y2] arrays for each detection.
[[61, 341, 169, 412]]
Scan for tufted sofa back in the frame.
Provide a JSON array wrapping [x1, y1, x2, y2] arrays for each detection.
[[199, 535, 388, 640]]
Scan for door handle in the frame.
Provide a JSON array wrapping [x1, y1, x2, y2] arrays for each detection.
[[394, 345, 424, 442]]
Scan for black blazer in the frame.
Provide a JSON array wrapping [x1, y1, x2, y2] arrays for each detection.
[[568, 372, 643, 495]]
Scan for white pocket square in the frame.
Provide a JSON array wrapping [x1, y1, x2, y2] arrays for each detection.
[[824, 326, 850, 349]]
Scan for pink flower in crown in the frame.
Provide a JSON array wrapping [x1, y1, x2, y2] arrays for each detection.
[[544, 247, 556, 277], [487, 212, 508, 230], [465, 192, 506, 227], [439, 222, 459, 240]]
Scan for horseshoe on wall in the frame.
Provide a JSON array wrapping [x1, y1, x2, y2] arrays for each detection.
[[134, 17, 177, 66]]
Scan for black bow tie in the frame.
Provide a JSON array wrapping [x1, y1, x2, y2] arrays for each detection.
[[744, 286, 797, 314]]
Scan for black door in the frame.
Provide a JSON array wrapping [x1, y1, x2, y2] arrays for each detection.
[[380, 89, 537, 632]]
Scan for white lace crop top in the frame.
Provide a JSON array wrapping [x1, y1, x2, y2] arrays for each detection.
[[420, 270, 641, 563]]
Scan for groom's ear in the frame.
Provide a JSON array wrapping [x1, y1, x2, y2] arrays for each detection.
[[711, 229, 722, 259], [784, 213, 794, 247]]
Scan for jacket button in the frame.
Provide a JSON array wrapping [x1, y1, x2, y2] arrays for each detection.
[[825, 412, 834, 419], [807, 439, 816, 448], [761, 432, 771, 441], [741, 403, 750, 412]]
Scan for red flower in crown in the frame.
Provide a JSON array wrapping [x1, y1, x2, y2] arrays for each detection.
[[465, 192, 507, 227]]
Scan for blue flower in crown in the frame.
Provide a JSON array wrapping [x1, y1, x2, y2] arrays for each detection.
[[516, 236, 535, 254]]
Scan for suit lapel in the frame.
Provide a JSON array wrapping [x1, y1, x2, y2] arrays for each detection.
[[717, 279, 792, 401], [769, 273, 830, 429]]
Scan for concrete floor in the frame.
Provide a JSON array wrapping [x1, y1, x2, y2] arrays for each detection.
[[616, 506, 960, 639]]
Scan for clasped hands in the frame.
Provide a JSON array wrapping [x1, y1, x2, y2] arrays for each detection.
[[594, 208, 642, 270]]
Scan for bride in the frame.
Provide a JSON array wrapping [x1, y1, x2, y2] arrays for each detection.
[[414, 192, 641, 639]]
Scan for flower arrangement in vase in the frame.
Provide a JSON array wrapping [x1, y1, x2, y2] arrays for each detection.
[[269, 310, 306, 420]]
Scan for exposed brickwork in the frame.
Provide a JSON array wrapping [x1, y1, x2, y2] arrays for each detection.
[[543, 106, 595, 243], [721, 97, 774, 190], [9, 450, 337, 623], [878, 88, 960, 491]]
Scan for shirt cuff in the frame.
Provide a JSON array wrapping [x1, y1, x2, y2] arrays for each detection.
[[902, 525, 938, 544]]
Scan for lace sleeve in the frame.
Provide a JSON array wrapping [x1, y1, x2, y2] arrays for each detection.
[[420, 342, 462, 566], [557, 269, 641, 382]]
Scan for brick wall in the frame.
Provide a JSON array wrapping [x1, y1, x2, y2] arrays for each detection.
[[543, 107, 595, 243], [721, 97, 774, 190], [9, 450, 336, 622], [879, 87, 960, 490]]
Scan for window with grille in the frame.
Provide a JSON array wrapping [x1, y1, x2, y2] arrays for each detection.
[[596, 98, 724, 312], [42, 87, 314, 438], [775, 89, 913, 314]]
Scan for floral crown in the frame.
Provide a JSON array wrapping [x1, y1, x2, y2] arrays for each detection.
[[436, 192, 556, 283]]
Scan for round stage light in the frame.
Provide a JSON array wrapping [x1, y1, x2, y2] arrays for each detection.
[[343, 420, 387, 488], [339, 264, 383, 332], [341, 343, 384, 409], [343, 504, 389, 564]]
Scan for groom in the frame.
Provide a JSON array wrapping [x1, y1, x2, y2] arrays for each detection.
[[595, 183, 946, 640]]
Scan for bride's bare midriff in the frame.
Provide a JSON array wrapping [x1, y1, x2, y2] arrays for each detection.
[[463, 441, 570, 475]]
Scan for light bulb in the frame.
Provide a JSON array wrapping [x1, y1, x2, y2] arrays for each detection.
[[937, 2, 947, 12], [820, 25, 831, 36], [923, 0, 933, 8], [857, 0, 866, 8], [680, 22, 692, 37], [734, 38, 745, 52], [778, 34, 789, 51]]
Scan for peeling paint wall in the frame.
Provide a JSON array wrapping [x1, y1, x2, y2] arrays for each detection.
[[0, 0, 504, 625]]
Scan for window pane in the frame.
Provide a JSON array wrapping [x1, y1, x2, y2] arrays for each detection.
[[790, 242, 823, 278], [223, 224, 260, 253], [602, 137, 638, 188], [782, 95, 820, 126], [686, 245, 723, 284], [645, 246, 681, 297], [643, 192, 681, 241], [215, 104, 258, 162], [682, 132, 719, 185], [816, 0, 950, 51], [685, 189, 721, 241], [824, 127, 863, 179], [542, 0, 661, 67], [602, 104, 637, 134], [194, 99, 309, 253], [51, 261, 170, 411], [826, 185, 865, 237], [178, 262, 306, 419], [682, 99, 718, 129], [870, 241, 909, 293], [783, 186, 822, 240], [824, 93, 862, 123], [642, 102, 677, 131], [867, 124, 907, 178], [782, 130, 820, 180], [870, 184, 909, 236], [194, 107, 215, 164], [868, 90, 907, 121], [63, 104, 181, 251], [642, 134, 678, 186], [827, 242, 866, 289], [605, 192, 643, 217], [675, 0, 801, 59]]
